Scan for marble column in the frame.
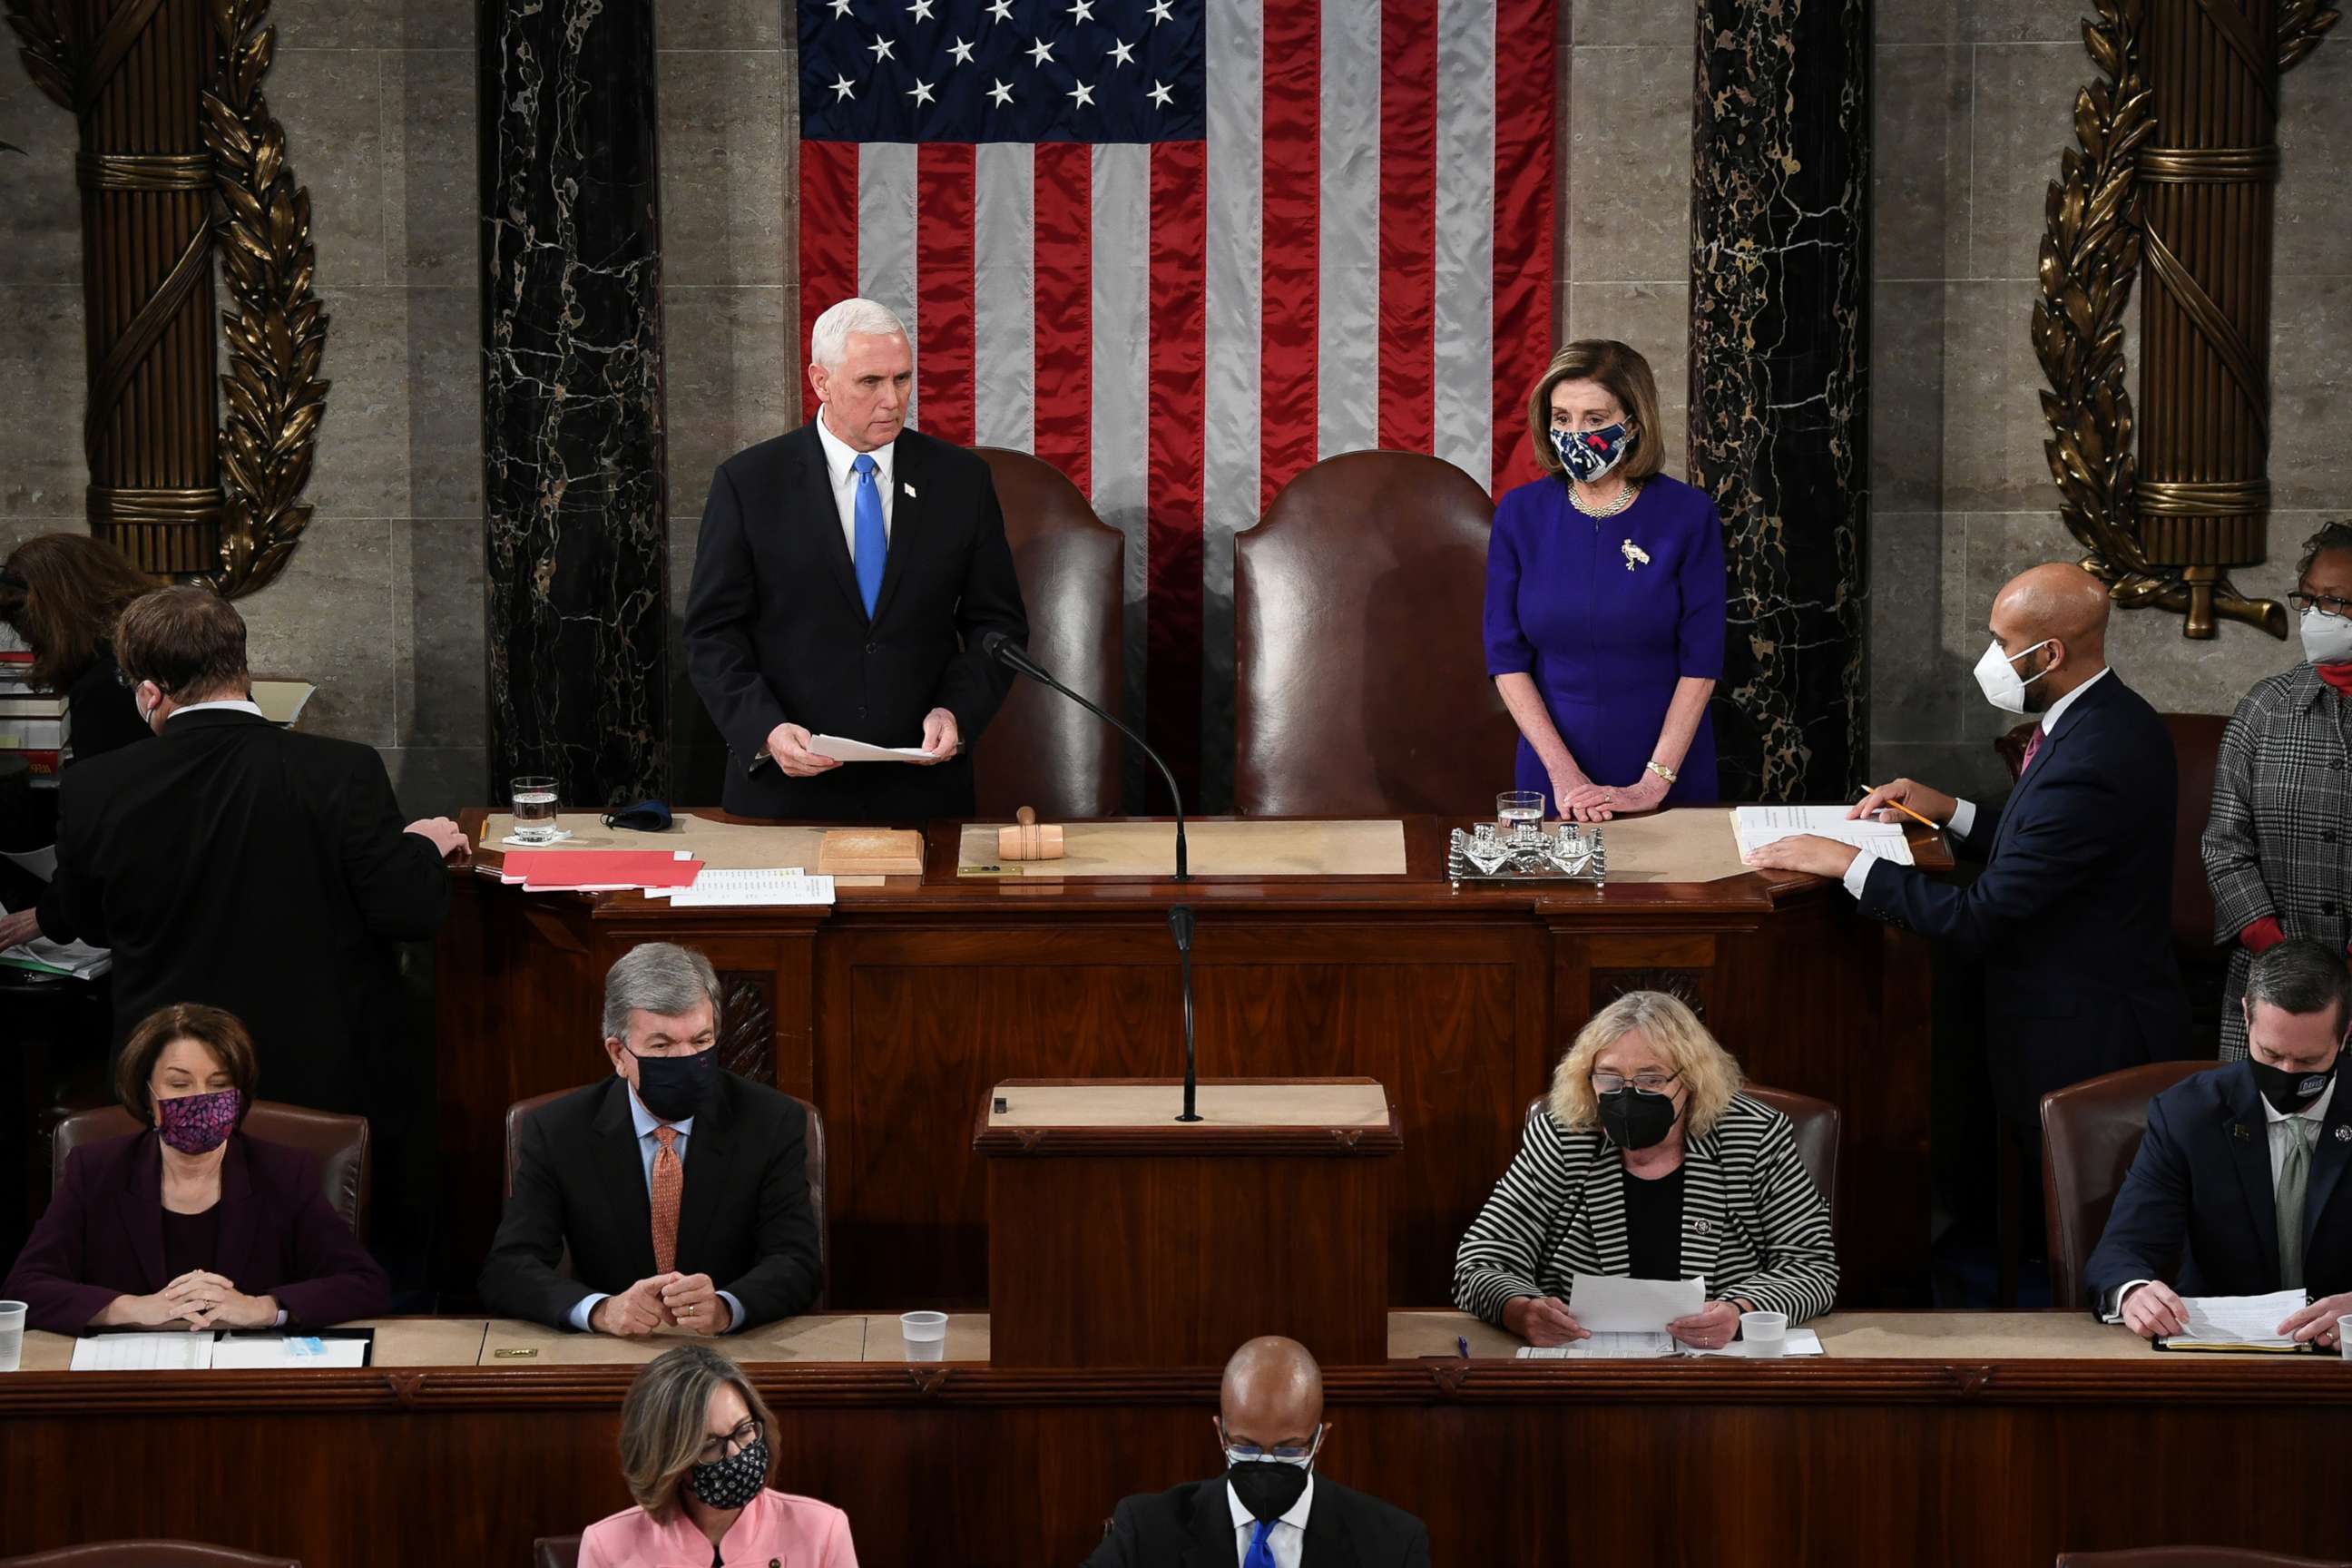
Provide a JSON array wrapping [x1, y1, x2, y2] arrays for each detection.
[[478, 0, 670, 806], [1687, 0, 1871, 802]]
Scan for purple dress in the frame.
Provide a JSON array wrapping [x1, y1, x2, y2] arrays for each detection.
[[1483, 473, 1726, 808]]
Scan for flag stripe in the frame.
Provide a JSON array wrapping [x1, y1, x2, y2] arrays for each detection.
[[1317, 0, 1381, 458], [972, 142, 1035, 453], [1259, 0, 1321, 507], [916, 142, 977, 445], [798, 140, 861, 424], [1145, 140, 1208, 796], [1092, 142, 1152, 801], [1200, 0, 1263, 796], [1032, 142, 1093, 498], [1491, 0, 1557, 491], [858, 142, 921, 427], [1377, 0, 1437, 453], [1431, 0, 1495, 486]]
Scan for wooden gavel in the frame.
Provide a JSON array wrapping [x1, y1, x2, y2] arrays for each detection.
[[996, 806, 1064, 862]]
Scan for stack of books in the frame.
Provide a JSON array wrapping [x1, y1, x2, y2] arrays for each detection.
[[0, 622, 67, 787]]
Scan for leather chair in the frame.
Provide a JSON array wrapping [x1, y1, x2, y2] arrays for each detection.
[[974, 447, 1124, 819], [1742, 1085, 1841, 1232], [2039, 1060, 2225, 1311], [529, 1537, 580, 1568], [0, 1545, 302, 1567], [52, 1102, 370, 1243], [2057, 1551, 2352, 1567], [504, 1086, 830, 1306], [1233, 450, 1515, 817]]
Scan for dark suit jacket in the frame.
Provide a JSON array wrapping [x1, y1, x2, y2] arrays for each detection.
[[1082, 1477, 1431, 1568], [2083, 1063, 2352, 1314], [1, 1130, 389, 1334], [1857, 672, 2190, 1126], [682, 422, 1029, 821], [476, 1073, 824, 1331], [47, 710, 449, 1119]]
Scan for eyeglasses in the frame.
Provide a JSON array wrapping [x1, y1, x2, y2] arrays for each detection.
[[695, 1416, 763, 1467], [1591, 1071, 1679, 1097], [2290, 591, 2352, 620], [1223, 1424, 1322, 1462]]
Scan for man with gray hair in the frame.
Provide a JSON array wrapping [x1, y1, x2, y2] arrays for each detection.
[[479, 942, 823, 1336], [2087, 936, 2352, 1345], [683, 296, 1028, 820]]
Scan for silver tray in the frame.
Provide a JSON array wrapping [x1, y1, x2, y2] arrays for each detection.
[[1447, 825, 1606, 887]]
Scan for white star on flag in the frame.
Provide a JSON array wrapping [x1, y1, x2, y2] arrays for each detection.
[[830, 74, 858, 101], [1146, 78, 1172, 107], [1067, 79, 1095, 106], [1147, 0, 1172, 22], [867, 34, 895, 61], [1108, 38, 1136, 66], [907, 78, 936, 105], [827, 0, 852, 16], [907, 0, 935, 19], [948, 36, 976, 64], [1067, 0, 1095, 20], [986, 77, 1014, 106], [1027, 37, 1054, 65], [986, 0, 1013, 21]]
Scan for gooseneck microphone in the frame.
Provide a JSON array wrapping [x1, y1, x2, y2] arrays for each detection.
[[980, 632, 1201, 1121]]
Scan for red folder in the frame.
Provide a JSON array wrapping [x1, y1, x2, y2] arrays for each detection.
[[501, 850, 702, 890]]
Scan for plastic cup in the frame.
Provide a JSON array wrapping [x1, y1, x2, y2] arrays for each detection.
[[0, 1300, 25, 1373], [1739, 1310, 1788, 1358], [2337, 1313, 2352, 1360], [900, 1310, 947, 1363]]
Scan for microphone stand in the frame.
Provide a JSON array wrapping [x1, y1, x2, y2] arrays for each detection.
[[1170, 905, 1199, 1122]]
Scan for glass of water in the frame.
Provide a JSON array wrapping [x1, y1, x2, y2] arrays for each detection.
[[1497, 790, 1545, 841], [510, 776, 560, 844], [0, 1299, 24, 1373]]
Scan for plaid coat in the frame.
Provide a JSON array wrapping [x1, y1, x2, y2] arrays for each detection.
[[2202, 662, 2352, 1058]]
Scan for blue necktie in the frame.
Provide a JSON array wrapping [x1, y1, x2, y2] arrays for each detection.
[[1243, 1519, 1277, 1568], [850, 452, 886, 617]]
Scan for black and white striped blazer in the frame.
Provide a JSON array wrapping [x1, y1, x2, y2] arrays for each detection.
[[1452, 1093, 1838, 1325]]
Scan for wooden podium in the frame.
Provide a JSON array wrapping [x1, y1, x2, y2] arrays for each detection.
[[973, 1078, 1404, 1367]]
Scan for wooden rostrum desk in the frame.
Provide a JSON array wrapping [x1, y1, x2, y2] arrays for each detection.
[[5, 1312, 2350, 1564], [437, 808, 1942, 1312]]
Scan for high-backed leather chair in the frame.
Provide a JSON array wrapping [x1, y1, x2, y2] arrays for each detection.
[[1742, 1085, 1841, 1231], [529, 1537, 581, 1568], [0, 1544, 302, 1567], [505, 1086, 830, 1305], [2040, 1060, 2225, 1311], [1234, 451, 1514, 816], [2057, 1551, 2352, 1567], [973, 447, 1124, 819], [52, 1102, 370, 1242]]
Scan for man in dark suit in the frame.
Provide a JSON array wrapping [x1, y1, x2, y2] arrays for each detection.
[[46, 586, 464, 1116], [1084, 1336, 1430, 1568], [478, 942, 824, 1336], [1742, 563, 2190, 1144], [683, 296, 1029, 822], [2088, 938, 2352, 1345]]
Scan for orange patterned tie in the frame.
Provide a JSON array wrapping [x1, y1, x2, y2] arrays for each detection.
[[650, 1125, 681, 1275]]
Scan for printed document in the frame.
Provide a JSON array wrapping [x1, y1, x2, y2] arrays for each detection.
[[1731, 805, 1915, 867], [809, 733, 936, 764]]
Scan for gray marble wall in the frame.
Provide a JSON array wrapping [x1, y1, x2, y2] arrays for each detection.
[[1870, 0, 2352, 799], [0, 0, 483, 818]]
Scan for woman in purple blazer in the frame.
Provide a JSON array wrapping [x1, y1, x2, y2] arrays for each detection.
[[1485, 339, 1726, 821], [3, 1002, 387, 1334]]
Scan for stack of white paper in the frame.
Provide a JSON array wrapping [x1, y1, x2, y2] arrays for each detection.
[[657, 869, 837, 907], [808, 734, 936, 764], [2166, 1289, 2309, 1348], [1730, 806, 1915, 867], [0, 898, 111, 979], [211, 1335, 369, 1369], [1516, 1333, 1677, 1359], [71, 1333, 214, 1370]]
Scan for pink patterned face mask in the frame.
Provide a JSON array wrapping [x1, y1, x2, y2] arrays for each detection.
[[156, 1088, 242, 1154]]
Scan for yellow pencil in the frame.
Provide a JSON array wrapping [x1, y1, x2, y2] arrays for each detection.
[[1862, 789, 1941, 832]]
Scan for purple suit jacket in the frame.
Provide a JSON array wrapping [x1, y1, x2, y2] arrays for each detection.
[[2, 1130, 390, 1334]]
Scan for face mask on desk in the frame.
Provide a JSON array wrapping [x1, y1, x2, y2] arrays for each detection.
[[2300, 607, 2352, 667], [631, 1045, 717, 1123]]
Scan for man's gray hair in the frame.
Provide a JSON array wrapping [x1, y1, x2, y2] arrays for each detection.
[[603, 942, 722, 1044], [808, 297, 909, 369], [2247, 936, 2352, 1030]]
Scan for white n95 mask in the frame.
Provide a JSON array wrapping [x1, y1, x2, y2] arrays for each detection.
[[1973, 638, 2053, 715], [2300, 606, 2352, 667]]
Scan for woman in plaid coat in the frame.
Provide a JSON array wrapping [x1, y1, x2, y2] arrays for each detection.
[[2203, 521, 2352, 1058]]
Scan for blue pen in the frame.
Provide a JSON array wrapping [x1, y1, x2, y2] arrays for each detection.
[[1456, 1336, 1470, 1359]]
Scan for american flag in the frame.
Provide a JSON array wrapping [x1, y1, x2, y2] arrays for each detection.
[[798, 0, 1557, 805]]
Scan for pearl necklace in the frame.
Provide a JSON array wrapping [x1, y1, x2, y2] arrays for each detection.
[[1570, 478, 1639, 519]]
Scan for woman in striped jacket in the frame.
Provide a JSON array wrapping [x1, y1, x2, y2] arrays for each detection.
[[1453, 990, 1838, 1348]]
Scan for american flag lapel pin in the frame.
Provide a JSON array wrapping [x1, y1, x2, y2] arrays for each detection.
[[2230, 1122, 2251, 1143]]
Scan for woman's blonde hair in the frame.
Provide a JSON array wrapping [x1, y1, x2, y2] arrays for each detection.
[[618, 1345, 776, 1521], [1525, 339, 1666, 483], [1547, 990, 1743, 1138]]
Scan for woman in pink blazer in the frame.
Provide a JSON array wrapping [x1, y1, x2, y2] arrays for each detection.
[[581, 1344, 858, 1568]]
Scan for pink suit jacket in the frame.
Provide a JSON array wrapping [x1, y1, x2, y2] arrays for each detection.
[[577, 1489, 858, 1568]]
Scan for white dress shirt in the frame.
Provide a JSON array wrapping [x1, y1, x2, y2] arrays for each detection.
[[1841, 667, 2114, 897], [567, 1087, 746, 1333], [2103, 1073, 2336, 1321], [1226, 1474, 1313, 1568], [165, 699, 267, 720], [814, 409, 896, 563]]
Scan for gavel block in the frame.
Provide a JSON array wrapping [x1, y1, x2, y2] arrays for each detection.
[[996, 806, 1065, 861]]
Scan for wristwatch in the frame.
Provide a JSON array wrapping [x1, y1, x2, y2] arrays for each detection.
[[1644, 760, 1678, 785]]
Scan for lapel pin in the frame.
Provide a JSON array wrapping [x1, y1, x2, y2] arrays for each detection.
[[1620, 539, 1650, 572], [902, 481, 917, 498], [2230, 1122, 2251, 1143], [2336, 1126, 2350, 1143], [1690, 1218, 1713, 1235]]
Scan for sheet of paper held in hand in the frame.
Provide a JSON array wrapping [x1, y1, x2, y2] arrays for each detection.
[[1730, 805, 1915, 867], [2155, 1289, 2311, 1351], [808, 733, 936, 764], [1515, 1273, 1710, 1357]]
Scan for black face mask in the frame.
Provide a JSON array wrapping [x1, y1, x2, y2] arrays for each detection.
[[1598, 1087, 1680, 1152], [2250, 1055, 2337, 1117], [632, 1044, 718, 1123], [686, 1436, 767, 1510], [1224, 1458, 1312, 1524]]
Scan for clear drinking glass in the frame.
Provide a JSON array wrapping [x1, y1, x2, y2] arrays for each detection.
[[0, 1300, 24, 1373], [509, 776, 559, 844], [1497, 791, 1545, 841]]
